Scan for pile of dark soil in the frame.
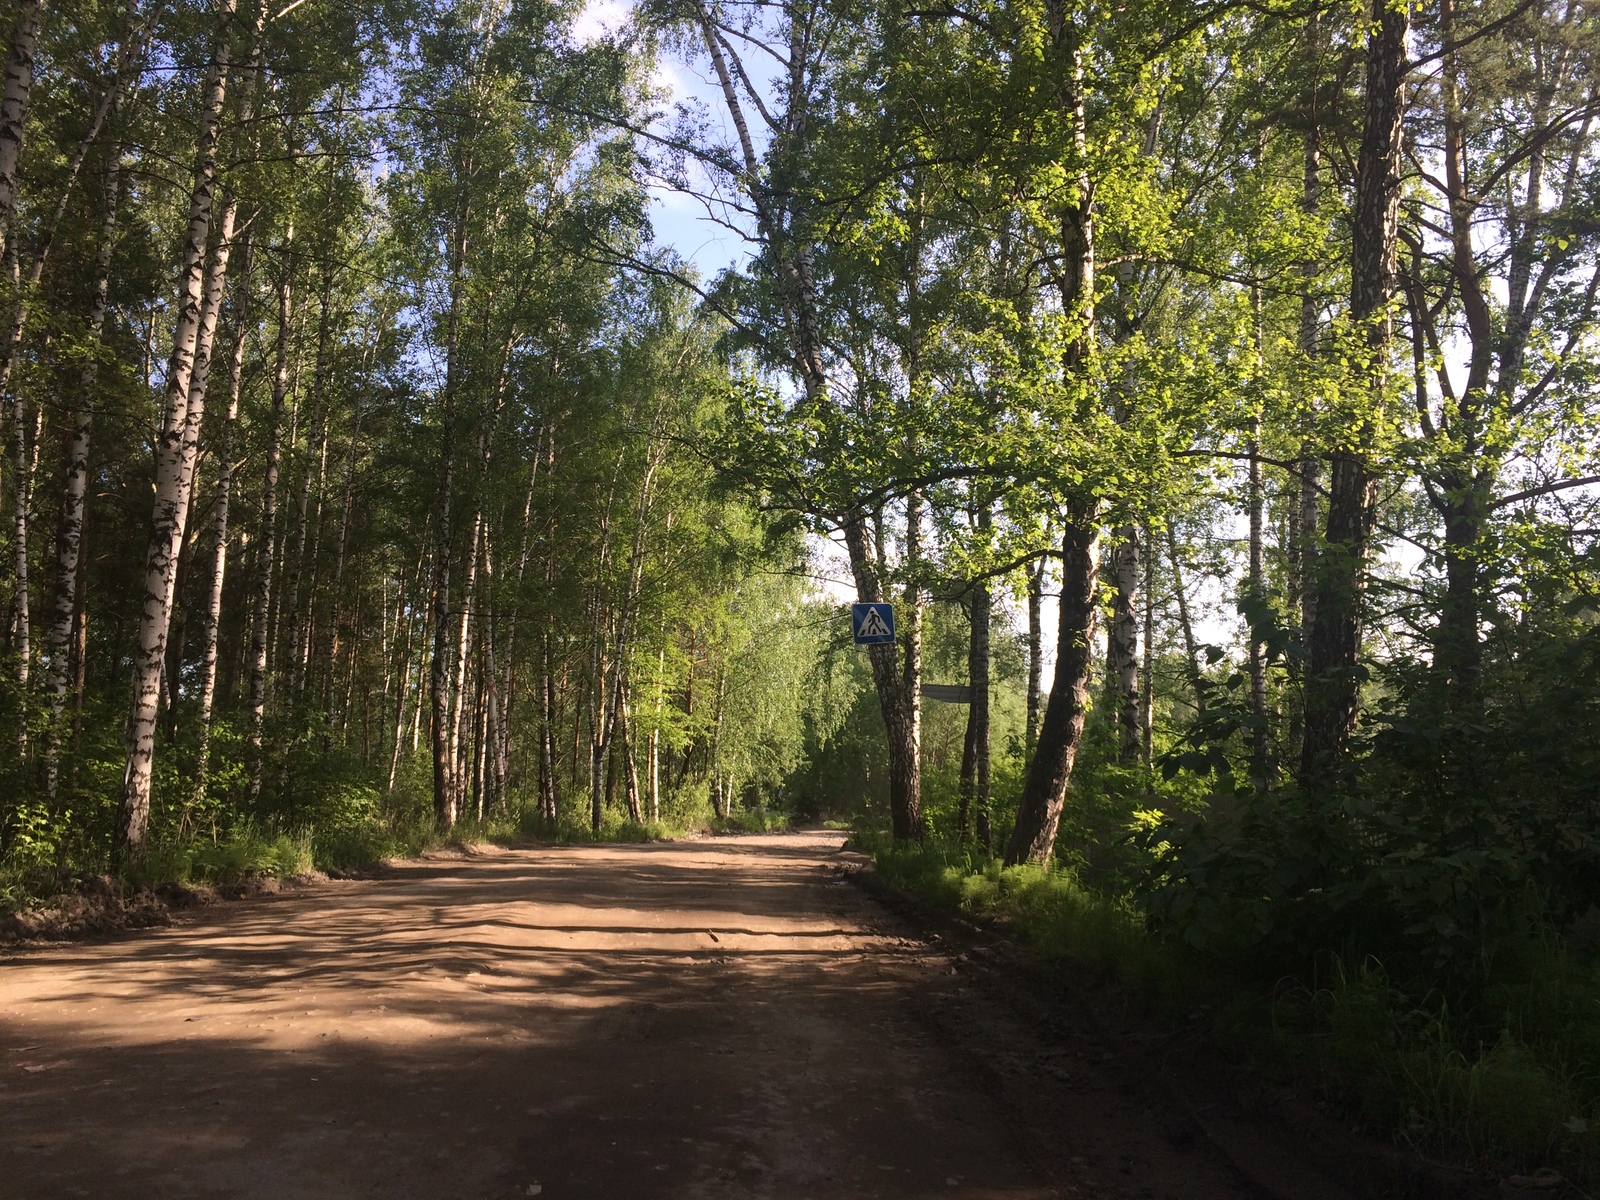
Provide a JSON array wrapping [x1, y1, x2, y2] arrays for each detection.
[[0, 871, 324, 944]]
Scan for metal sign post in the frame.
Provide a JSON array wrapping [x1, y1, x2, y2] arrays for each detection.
[[851, 602, 896, 645]]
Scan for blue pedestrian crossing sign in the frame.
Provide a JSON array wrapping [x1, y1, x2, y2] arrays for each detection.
[[852, 602, 896, 645]]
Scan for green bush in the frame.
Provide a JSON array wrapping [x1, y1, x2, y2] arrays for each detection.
[[862, 832, 1181, 996], [712, 809, 791, 833], [866, 830, 1600, 1181]]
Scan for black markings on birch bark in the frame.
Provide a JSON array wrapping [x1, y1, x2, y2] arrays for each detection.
[[429, 202, 467, 830], [0, 0, 41, 266], [249, 219, 295, 804], [192, 227, 255, 812], [116, 0, 238, 859], [44, 146, 123, 797], [0, 0, 40, 694]]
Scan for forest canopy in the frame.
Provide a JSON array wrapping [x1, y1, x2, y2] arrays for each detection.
[[2, 0, 1599, 1166]]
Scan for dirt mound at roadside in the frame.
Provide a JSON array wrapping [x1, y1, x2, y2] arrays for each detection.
[[0, 871, 324, 945]]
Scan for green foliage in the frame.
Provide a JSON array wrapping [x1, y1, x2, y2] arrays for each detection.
[[711, 809, 792, 834], [2, 0, 1597, 1185], [862, 832, 1181, 997], [1266, 952, 1600, 1175], [185, 826, 315, 885], [868, 831, 1600, 1180]]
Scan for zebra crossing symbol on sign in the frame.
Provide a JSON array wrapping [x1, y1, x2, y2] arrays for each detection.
[[852, 602, 895, 645]]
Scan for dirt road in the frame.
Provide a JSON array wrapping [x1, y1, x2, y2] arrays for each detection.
[[2, 833, 1283, 1199]]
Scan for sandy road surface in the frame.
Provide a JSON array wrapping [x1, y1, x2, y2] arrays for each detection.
[[1, 833, 1269, 1200]]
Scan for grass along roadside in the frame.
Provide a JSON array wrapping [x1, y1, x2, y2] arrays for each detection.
[[0, 795, 731, 937], [858, 831, 1600, 1190]]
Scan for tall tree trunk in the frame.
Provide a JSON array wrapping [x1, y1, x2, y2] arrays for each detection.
[[1006, 510, 1099, 865], [1107, 527, 1141, 762], [1430, 0, 1494, 711], [1246, 338, 1270, 782], [284, 256, 332, 702], [429, 202, 468, 831], [492, 438, 541, 819], [484, 620, 504, 816], [321, 392, 362, 717], [1166, 527, 1207, 717], [1141, 525, 1154, 766], [1290, 12, 1323, 763], [647, 728, 660, 821], [8, 366, 28, 695], [115, 3, 237, 859], [449, 511, 482, 807], [1026, 550, 1045, 757], [589, 623, 612, 835], [161, 494, 199, 740], [620, 681, 641, 823], [540, 630, 558, 822], [0, 0, 41, 267], [707, 665, 727, 817], [266, 349, 302, 695], [538, 435, 559, 823], [589, 431, 660, 831], [248, 221, 295, 804], [283, 392, 321, 700], [469, 648, 486, 821], [8, 21, 139, 705], [900, 492, 924, 832], [957, 539, 991, 845], [387, 634, 412, 789], [841, 514, 922, 840], [1300, 0, 1406, 786], [387, 571, 419, 791], [480, 528, 499, 813], [70, 511, 89, 750], [192, 226, 254, 810], [1005, 0, 1098, 865], [296, 404, 330, 698], [44, 145, 125, 796]]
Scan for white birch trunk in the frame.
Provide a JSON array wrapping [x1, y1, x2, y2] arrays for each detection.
[[0, 0, 41, 265], [248, 221, 295, 802], [387, 589, 416, 791], [192, 228, 253, 808], [7, 9, 143, 703], [116, 3, 237, 856], [428, 207, 467, 830], [44, 147, 123, 796], [449, 511, 482, 806]]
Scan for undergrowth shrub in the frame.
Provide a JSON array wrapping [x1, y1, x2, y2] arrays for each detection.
[[712, 809, 791, 833], [864, 829, 1600, 1182], [860, 832, 1180, 998]]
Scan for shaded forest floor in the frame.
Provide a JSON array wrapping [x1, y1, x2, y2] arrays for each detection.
[[2, 831, 1394, 1199]]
